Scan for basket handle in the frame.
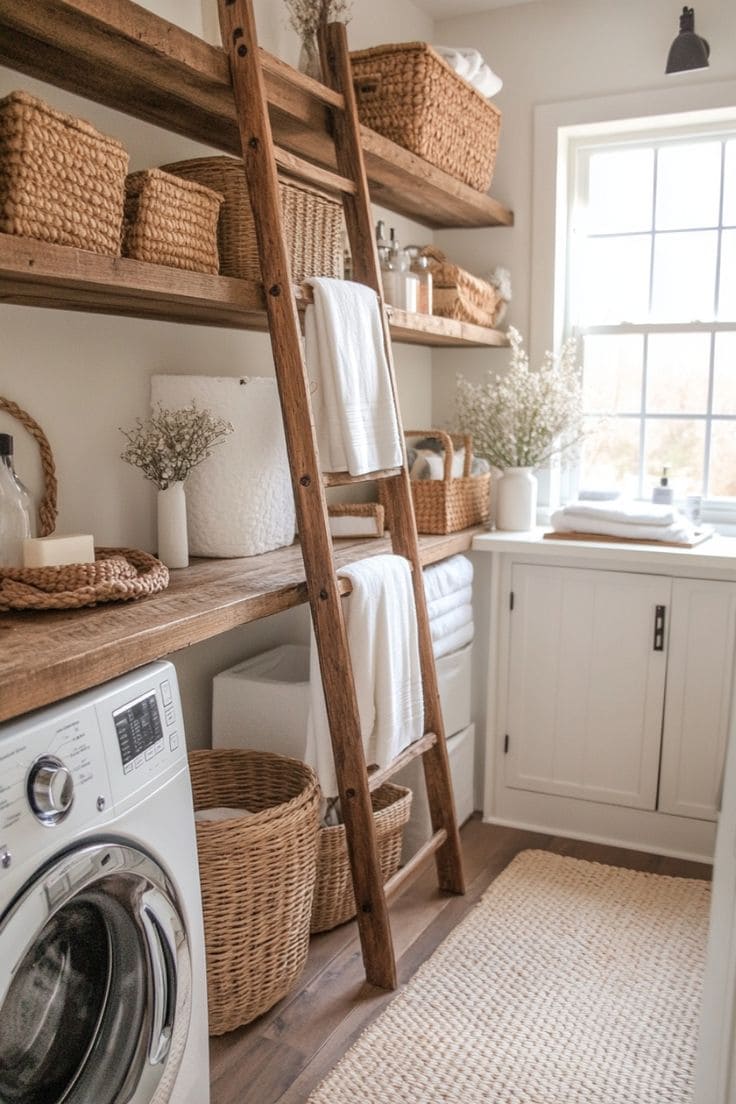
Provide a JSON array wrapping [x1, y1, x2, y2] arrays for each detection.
[[353, 72, 383, 100], [0, 397, 57, 536], [404, 429, 473, 482]]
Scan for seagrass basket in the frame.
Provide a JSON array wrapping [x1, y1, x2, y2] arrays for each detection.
[[161, 156, 344, 283], [122, 168, 223, 274], [0, 90, 128, 255], [188, 748, 320, 1034], [311, 783, 412, 933], [381, 429, 490, 535], [350, 43, 501, 193], [421, 246, 502, 328]]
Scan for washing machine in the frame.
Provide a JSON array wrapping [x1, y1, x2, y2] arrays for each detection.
[[0, 660, 210, 1104]]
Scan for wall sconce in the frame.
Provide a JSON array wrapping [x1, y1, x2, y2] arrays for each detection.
[[665, 6, 710, 74]]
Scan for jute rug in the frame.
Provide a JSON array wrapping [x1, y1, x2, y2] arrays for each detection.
[[308, 849, 711, 1104]]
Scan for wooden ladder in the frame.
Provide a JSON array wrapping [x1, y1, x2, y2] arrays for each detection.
[[218, 0, 466, 990]]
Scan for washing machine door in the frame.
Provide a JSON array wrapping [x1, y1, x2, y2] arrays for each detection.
[[0, 841, 192, 1104]]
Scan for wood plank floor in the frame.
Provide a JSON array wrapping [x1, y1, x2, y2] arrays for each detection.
[[209, 818, 712, 1104]]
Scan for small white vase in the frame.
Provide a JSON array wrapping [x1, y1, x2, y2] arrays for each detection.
[[496, 467, 538, 532], [298, 36, 322, 81], [157, 481, 188, 569]]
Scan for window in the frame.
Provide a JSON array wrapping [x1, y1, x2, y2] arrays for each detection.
[[566, 124, 736, 508]]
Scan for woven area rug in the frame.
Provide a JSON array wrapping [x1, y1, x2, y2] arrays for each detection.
[[308, 849, 711, 1104]]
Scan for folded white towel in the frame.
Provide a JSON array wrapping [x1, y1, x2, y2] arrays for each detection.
[[305, 554, 423, 798], [429, 603, 473, 645], [427, 584, 473, 623], [551, 510, 699, 544], [559, 499, 680, 527], [433, 619, 475, 661], [433, 45, 503, 98], [423, 554, 474, 606], [305, 278, 403, 477], [194, 807, 254, 823]]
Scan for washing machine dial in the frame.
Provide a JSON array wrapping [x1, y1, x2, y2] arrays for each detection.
[[28, 756, 74, 825]]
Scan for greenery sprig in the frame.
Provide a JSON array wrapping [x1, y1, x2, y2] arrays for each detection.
[[120, 402, 234, 490]]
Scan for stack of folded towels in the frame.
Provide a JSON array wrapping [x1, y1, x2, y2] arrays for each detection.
[[433, 46, 503, 99], [550, 499, 705, 544], [423, 554, 474, 660]]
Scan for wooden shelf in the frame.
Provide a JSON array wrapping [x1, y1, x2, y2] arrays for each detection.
[[0, 234, 509, 347], [0, 528, 483, 723], [0, 0, 513, 230]]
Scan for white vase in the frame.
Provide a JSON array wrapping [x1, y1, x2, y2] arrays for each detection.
[[157, 481, 188, 569], [297, 36, 322, 81], [496, 467, 538, 531]]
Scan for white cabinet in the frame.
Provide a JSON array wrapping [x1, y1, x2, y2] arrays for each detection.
[[504, 564, 736, 822]]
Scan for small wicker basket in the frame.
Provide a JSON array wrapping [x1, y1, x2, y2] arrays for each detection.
[[421, 246, 502, 329], [381, 429, 490, 535], [161, 156, 344, 283], [122, 168, 223, 274], [350, 43, 501, 193], [188, 748, 320, 1034], [310, 783, 412, 934], [0, 90, 128, 256]]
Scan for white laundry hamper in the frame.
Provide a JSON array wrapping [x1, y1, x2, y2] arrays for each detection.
[[151, 374, 295, 557]]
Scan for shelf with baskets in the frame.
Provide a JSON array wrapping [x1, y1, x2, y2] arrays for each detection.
[[0, 527, 483, 724]]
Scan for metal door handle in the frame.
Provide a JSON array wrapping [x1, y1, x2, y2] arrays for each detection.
[[653, 605, 666, 652]]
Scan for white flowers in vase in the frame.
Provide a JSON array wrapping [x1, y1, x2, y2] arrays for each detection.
[[120, 402, 234, 490]]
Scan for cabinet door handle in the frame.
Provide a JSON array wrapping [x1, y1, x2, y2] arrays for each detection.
[[653, 604, 666, 651]]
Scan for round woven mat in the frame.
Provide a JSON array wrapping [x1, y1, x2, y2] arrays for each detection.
[[0, 547, 169, 610]]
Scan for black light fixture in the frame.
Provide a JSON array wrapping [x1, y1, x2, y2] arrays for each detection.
[[665, 6, 710, 74]]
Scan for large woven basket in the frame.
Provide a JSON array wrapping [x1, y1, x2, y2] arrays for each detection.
[[421, 246, 502, 328], [188, 748, 320, 1034], [0, 90, 128, 255], [350, 43, 501, 193], [381, 429, 490, 535], [311, 783, 412, 934], [122, 168, 223, 274], [161, 156, 344, 283]]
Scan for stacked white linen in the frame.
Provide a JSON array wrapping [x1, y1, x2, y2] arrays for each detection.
[[551, 499, 704, 544], [423, 554, 474, 660], [433, 45, 503, 98]]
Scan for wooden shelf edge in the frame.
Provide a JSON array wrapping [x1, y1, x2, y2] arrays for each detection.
[[0, 527, 483, 723]]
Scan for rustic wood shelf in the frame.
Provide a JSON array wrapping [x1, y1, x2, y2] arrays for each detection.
[[0, 0, 513, 230], [0, 235, 509, 347], [0, 528, 483, 723]]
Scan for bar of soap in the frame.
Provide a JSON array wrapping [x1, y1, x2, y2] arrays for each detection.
[[22, 534, 96, 568]]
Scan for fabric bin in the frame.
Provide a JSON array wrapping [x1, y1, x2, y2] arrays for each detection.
[[188, 748, 320, 1034], [0, 89, 128, 255], [151, 374, 295, 557], [122, 168, 223, 274], [160, 155, 344, 283], [350, 43, 501, 193], [213, 645, 311, 758]]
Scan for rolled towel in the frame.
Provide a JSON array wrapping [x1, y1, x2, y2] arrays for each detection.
[[423, 554, 473, 606], [427, 584, 473, 622], [194, 807, 254, 823], [433, 45, 503, 97]]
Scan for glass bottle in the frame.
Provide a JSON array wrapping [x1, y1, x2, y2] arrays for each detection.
[[0, 434, 34, 533], [412, 254, 433, 315], [0, 436, 32, 567]]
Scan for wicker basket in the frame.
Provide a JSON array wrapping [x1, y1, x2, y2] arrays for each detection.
[[311, 783, 412, 934], [122, 168, 223, 274], [0, 90, 128, 255], [421, 246, 503, 328], [188, 748, 320, 1034], [350, 43, 501, 193], [381, 429, 490, 535], [161, 156, 344, 283]]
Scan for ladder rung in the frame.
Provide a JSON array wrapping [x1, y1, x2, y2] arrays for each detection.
[[274, 144, 358, 196], [322, 467, 403, 487], [384, 829, 449, 902], [367, 731, 438, 791]]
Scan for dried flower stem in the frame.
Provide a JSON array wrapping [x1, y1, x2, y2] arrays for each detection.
[[284, 0, 351, 39], [120, 402, 234, 490]]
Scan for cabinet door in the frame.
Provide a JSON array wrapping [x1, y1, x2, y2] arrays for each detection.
[[505, 564, 670, 809], [658, 579, 736, 821]]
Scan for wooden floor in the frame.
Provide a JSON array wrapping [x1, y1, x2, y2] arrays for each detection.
[[209, 818, 711, 1104]]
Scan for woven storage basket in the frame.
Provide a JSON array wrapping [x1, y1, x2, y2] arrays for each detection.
[[421, 246, 502, 328], [0, 90, 128, 255], [122, 168, 223, 274], [188, 748, 320, 1034], [350, 43, 501, 193], [311, 783, 412, 934], [381, 429, 490, 535], [161, 156, 344, 283]]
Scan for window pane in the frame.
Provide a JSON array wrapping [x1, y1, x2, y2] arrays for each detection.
[[646, 332, 711, 413], [644, 418, 705, 496], [724, 140, 736, 226], [580, 416, 640, 497], [713, 332, 736, 414], [718, 229, 736, 321], [655, 141, 722, 230], [651, 231, 717, 322], [580, 236, 651, 324], [587, 148, 654, 234], [709, 420, 736, 497], [582, 334, 643, 413]]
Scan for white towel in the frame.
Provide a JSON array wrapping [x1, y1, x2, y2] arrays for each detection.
[[429, 603, 473, 645], [194, 807, 254, 823], [304, 278, 403, 476], [423, 554, 474, 606], [433, 620, 475, 661], [427, 584, 473, 623], [305, 554, 424, 799], [558, 499, 680, 527], [551, 509, 700, 544], [433, 45, 503, 98]]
